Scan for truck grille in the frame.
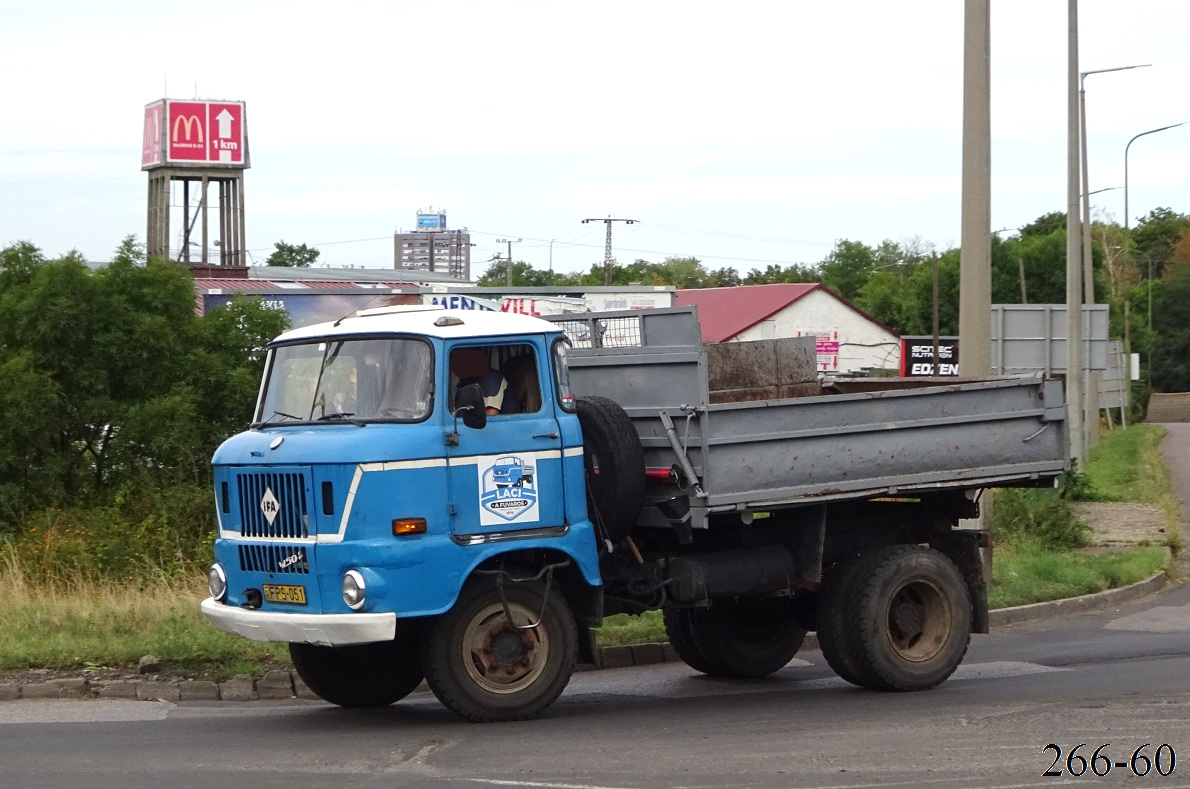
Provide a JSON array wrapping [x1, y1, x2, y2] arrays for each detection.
[[236, 472, 309, 539], [238, 543, 309, 575]]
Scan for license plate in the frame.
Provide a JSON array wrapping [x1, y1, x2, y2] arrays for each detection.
[[262, 584, 307, 605]]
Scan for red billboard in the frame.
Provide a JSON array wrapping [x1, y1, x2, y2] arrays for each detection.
[[142, 99, 249, 169]]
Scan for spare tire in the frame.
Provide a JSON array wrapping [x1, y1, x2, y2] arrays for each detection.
[[576, 395, 645, 542]]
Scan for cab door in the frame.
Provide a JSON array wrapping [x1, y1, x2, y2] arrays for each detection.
[[444, 340, 566, 536]]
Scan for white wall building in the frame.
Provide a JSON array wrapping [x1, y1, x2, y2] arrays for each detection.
[[676, 283, 900, 373]]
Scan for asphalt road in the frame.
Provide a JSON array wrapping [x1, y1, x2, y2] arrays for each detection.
[[2, 572, 1188, 789]]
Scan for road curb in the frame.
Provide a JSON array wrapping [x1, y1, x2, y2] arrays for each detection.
[[0, 563, 1174, 703]]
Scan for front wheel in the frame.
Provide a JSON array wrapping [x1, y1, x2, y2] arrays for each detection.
[[421, 579, 577, 722], [664, 598, 806, 678], [289, 639, 424, 708]]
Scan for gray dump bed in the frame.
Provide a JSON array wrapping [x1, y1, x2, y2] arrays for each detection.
[[549, 307, 1068, 524]]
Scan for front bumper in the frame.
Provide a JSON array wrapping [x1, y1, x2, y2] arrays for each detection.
[[200, 598, 396, 646]]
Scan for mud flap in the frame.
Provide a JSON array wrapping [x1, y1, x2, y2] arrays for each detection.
[[577, 623, 601, 669], [931, 530, 990, 634]]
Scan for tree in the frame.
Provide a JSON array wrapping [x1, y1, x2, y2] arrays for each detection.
[[1020, 212, 1066, 238], [0, 238, 293, 528], [903, 250, 961, 336], [856, 270, 913, 334], [1151, 266, 1190, 391], [743, 263, 818, 284], [994, 229, 1069, 305], [267, 241, 320, 268], [476, 258, 570, 287], [818, 240, 877, 302], [1131, 208, 1189, 280]]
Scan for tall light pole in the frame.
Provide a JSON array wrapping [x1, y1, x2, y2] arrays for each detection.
[[1123, 122, 1185, 390], [1124, 123, 1185, 233], [1080, 65, 1149, 304], [1078, 61, 1147, 448], [495, 238, 522, 286]]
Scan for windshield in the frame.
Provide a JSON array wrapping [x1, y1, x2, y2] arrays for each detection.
[[255, 337, 434, 424]]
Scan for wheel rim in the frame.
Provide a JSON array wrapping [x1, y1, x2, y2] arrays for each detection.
[[884, 577, 952, 662], [461, 600, 550, 695]]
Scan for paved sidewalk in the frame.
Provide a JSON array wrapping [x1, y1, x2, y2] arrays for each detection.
[[1158, 423, 1190, 539]]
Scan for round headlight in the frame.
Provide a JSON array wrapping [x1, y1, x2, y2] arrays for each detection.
[[208, 563, 227, 601], [341, 570, 366, 610]]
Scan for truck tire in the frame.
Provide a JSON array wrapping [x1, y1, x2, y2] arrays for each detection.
[[663, 598, 807, 678], [420, 578, 577, 722], [837, 545, 972, 691], [289, 639, 424, 708], [661, 608, 719, 675], [816, 553, 872, 686], [576, 396, 645, 542]]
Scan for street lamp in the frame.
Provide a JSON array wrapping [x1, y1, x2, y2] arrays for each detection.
[[1079, 66, 1148, 450], [1122, 122, 1185, 392], [1080, 65, 1149, 303], [1124, 122, 1186, 233]]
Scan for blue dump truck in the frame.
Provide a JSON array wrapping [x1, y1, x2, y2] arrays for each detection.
[[202, 305, 1069, 722]]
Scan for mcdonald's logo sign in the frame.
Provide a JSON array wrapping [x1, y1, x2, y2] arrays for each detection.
[[172, 113, 204, 144]]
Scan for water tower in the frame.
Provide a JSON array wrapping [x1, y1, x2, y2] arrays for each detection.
[[142, 99, 250, 265]]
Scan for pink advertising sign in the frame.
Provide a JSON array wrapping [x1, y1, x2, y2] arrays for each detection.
[[142, 99, 249, 169]]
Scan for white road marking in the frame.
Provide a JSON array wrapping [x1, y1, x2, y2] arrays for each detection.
[[1105, 603, 1190, 633], [0, 699, 173, 725]]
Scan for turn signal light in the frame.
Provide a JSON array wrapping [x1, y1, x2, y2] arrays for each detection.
[[392, 518, 427, 536]]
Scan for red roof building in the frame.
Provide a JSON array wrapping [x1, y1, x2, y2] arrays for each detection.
[[675, 283, 900, 374]]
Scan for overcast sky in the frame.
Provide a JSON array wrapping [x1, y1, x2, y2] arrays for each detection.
[[1, 1, 1186, 276]]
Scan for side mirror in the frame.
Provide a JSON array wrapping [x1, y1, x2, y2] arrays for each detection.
[[455, 383, 487, 430]]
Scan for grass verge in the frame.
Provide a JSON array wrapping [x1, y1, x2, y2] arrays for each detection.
[[1084, 424, 1183, 549], [988, 541, 1168, 609], [0, 548, 286, 679]]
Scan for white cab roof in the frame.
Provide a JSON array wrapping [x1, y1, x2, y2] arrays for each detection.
[[273, 305, 563, 344]]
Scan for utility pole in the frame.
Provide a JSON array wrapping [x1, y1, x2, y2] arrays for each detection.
[[1065, 0, 1085, 466], [959, 0, 991, 381], [582, 217, 636, 285], [495, 238, 521, 286]]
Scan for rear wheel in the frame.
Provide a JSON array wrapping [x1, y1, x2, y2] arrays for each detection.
[[833, 545, 972, 691], [662, 608, 718, 675], [289, 638, 424, 708], [816, 553, 871, 686], [664, 598, 806, 678], [421, 579, 577, 722]]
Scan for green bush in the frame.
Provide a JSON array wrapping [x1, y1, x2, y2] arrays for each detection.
[[992, 488, 1091, 550], [3, 483, 213, 583]]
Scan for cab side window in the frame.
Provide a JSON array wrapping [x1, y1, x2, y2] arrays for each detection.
[[449, 344, 540, 416]]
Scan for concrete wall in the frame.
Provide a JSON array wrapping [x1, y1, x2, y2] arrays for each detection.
[[731, 289, 900, 373]]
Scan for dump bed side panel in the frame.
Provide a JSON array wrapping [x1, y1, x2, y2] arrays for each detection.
[[550, 308, 1069, 515], [701, 377, 1068, 508]]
